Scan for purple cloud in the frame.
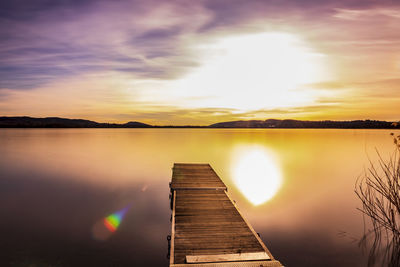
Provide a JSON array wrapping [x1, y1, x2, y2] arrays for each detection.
[[1, 0, 399, 92]]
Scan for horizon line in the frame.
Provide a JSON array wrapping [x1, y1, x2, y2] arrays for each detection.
[[1, 115, 399, 128]]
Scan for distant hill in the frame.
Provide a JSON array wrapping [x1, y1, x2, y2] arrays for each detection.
[[0, 116, 399, 129], [0, 116, 151, 128], [121, 121, 152, 128], [209, 119, 400, 129]]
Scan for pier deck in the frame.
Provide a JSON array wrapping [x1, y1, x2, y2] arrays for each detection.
[[169, 163, 283, 267]]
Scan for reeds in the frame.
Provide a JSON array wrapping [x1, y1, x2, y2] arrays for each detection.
[[355, 133, 400, 267]]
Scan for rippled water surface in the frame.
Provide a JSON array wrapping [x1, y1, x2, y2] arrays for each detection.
[[0, 129, 397, 266]]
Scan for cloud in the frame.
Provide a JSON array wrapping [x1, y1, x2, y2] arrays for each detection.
[[333, 7, 400, 20], [1, 0, 400, 122], [0, 0, 214, 89], [1, 76, 399, 124], [1, 0, 400, 90]]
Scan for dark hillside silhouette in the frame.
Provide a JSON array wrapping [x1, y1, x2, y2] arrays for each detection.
[[1, 116, 399, 129]]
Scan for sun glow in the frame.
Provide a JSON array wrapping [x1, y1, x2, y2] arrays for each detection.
[[166, 32, 329, 111], [232, 146, 282, 205]]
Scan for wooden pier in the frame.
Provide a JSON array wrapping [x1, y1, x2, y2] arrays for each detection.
[[169, 163, 283, 267]]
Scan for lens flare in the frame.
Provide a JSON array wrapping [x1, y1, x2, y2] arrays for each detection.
[[92, 205, 131, 241], [103, 207, 129, 232]]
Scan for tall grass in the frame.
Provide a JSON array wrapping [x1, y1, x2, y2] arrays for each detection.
[[355, 133, 400, 267]]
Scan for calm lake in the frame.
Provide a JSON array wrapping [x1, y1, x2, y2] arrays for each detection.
[[0, 129, 397, 266]]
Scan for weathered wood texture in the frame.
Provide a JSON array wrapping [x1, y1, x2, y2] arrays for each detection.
[[171, 261, 283, 267], [170, 163, 283, 267], [171, 163, 227, 190], [186, 252, 269, 263]]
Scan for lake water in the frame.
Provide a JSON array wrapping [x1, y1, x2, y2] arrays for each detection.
[[0, 129, 397, 266]]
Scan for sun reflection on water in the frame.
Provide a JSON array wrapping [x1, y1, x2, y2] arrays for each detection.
[[231, 146, 282, 205]]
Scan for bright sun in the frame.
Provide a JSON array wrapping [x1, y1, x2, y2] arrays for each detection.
[[167, 32, 329, 111]]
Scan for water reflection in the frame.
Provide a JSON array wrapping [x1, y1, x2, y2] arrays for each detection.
[[0, 129, 394, 266], [231, 146, 282, 205]]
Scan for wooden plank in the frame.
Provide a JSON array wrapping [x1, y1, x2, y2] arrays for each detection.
[[169, 163, 282, 267], [170, 192, 176, 266], [186, 252, 270, 263], [173, 189, 264, 263], [171, 260, 283, 267], [171, 163, 227, 190]]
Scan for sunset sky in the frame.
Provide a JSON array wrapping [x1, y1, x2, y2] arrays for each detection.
[[0, 0, 399, 125]]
